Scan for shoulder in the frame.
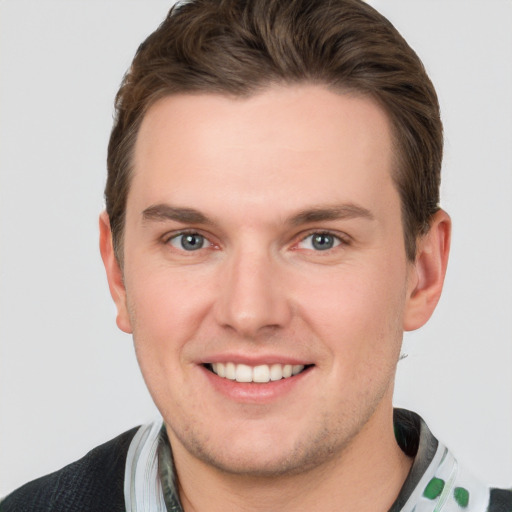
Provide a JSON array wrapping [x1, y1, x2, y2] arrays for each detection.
[[0, 427, 139, 512], [488, 487, 512, 512]]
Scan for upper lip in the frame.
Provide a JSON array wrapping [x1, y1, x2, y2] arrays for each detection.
[[199, 353, 313, 366]]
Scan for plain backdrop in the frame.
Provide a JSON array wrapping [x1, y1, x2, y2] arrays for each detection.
[[1, 0, 511, 497]]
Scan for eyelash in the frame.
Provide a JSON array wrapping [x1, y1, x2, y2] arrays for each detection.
[[163, 229, 349, 253], [293, 230, 350, 252], [164, 230, 215, 252]]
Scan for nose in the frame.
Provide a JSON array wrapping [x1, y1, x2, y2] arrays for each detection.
[[213, 246, 293, 338]]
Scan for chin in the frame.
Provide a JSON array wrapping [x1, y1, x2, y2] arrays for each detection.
[[196, 448, 319, 478], [170, 419, 350, 478]]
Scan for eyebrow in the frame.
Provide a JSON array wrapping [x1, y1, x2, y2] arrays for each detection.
[[288, 204, 375, 226], [142, 204, 212, 225], [141, 202, 374, 226]]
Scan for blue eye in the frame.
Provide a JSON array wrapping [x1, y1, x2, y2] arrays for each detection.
[[169, 233, 207, 251], [299, 232, 341, 251]]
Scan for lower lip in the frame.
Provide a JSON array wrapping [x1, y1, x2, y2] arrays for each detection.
[[201, 365, 313, 403]]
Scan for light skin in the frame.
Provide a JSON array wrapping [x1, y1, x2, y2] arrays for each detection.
[[100, 85, 450, 511]]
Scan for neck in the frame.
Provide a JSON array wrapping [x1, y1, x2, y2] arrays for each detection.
[[170, 401, 413, 512]]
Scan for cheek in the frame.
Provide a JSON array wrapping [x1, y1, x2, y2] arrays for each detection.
[[124, 268, 211, 415], [124, 262, 214, 354], [294, 262, 407, 357]]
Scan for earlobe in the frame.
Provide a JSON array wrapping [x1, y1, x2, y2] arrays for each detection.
[[99, 211, 133, 334], [403, 209, 451, 331]]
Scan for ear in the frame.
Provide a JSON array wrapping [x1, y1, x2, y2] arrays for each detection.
[[403, 209, 451, 331], [99, 211, 133, 333]]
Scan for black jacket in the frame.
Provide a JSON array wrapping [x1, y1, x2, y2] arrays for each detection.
[[0, 427, 138, 512]]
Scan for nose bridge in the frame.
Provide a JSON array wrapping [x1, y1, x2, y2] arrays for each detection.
[[214, 242, 291, 336]]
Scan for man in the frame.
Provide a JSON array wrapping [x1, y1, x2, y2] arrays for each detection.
[[1, 0, 510, 511]]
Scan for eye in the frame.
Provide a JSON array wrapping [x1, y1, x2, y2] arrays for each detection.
[[297, 232, 342, 251], [168, 232, 208, 251]]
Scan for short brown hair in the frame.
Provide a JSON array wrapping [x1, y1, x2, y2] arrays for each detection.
[[106, 0, 442, 262]]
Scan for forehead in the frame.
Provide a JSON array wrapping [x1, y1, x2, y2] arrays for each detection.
[[129, 85, 397, 222]]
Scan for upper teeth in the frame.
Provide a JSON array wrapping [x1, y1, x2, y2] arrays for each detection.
[[210, 362, 305, 383]]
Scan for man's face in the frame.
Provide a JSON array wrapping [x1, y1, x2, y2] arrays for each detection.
[[114, 85, 419, 475]]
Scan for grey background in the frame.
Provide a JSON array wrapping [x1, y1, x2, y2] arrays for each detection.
[[1, 0, 511, 496]]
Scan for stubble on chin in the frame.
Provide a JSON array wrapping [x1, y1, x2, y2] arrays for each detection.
[[165, 399, 384, 480]]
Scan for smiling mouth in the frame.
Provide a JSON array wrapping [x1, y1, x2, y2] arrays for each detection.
[[205, 362, 311, 383]]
